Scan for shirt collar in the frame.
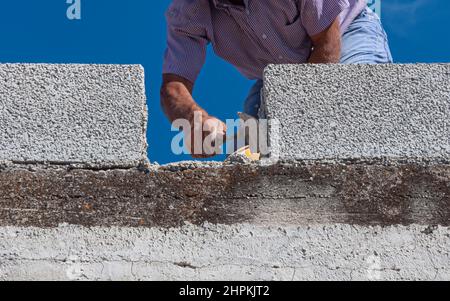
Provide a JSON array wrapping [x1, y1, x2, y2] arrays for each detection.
[[212, 0, 249, 9]]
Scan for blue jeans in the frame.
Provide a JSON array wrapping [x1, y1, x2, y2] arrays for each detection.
[[243, 7, 393, 118]]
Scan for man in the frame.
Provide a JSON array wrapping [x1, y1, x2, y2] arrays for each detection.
[[161, 0, 392, 158]]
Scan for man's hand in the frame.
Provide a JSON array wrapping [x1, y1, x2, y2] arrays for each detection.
[[160, 73, 226, 158], [186, 114, 227, 159], [308, 17, 341, 63]]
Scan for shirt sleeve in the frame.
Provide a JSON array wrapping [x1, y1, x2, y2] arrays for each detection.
[[162, 0, 211, 83], [299, 0, 350, 36]]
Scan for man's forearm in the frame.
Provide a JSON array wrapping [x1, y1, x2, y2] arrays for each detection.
[[160, 73, 207, 123], [308, 43, 341, 63], [308, 18, 342, 64], [160, 73, 226, 158]]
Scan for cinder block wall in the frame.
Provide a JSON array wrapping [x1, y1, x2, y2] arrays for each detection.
[[0, 64, 449, 281]]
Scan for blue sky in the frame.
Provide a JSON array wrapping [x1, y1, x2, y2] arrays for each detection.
[[0, 0, 449, 163]]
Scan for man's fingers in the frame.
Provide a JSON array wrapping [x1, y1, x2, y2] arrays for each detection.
[[203, 117, 227, 154], [187, 116, 226, 158], [204, 118, 226, 136]]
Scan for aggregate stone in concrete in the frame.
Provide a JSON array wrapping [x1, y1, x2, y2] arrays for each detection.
[[0, 224, 448, 281], [0, 64, 148, 168], [263, 64, 450, 161]]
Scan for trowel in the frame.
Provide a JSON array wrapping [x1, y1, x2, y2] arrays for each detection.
[[225, 112, 261, 162]]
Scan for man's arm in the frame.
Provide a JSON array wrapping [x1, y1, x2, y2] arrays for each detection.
[[160, 73, 207, 123], [161, 74, 226, 158], [308, 17, 341, 64]]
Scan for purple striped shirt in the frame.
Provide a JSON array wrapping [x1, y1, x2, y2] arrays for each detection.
[[163, 0, 366, 82]]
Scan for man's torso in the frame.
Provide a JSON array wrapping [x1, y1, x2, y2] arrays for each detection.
[[165, 0, 367, 80]]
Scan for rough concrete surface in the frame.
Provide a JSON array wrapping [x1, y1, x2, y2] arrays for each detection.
[[0, 223, 448, 281], [0, 161, 449, 227], [0, 64, 148, 168], [263, 64, 450, 161]]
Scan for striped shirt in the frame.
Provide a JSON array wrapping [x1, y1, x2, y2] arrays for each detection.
[[163, 0, 366, 82]]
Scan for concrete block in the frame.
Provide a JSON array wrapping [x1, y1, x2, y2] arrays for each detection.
[[263, 64, 450, 161], [0, 64, 148, 167]]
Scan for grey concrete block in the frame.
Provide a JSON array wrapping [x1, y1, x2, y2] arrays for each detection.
[[263, 64, 450, 161], [0, 224, 449, 281], [0, 64, 148, 167]]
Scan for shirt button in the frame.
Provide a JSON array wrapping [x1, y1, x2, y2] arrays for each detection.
[[278, 55, 284, 59], [246, 9, 250, 15], [262, 34, 267, 40]]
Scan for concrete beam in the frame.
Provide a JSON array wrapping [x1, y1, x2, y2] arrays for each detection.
[[0, 64, 148, 168], [0, 161, 448, 227], [263, 64, 450, 161]]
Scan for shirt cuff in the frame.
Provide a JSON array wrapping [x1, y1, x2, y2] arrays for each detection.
[[162, 62, 199, 84]]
